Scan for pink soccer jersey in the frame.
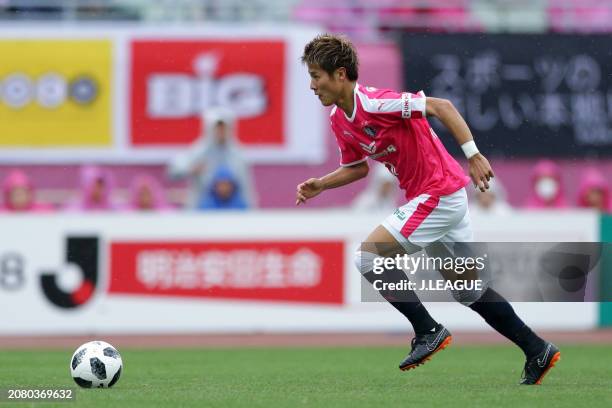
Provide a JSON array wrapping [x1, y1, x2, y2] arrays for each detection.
[[330, 83, 470, 201]]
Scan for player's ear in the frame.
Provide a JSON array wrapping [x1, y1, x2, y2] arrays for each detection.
[[334, 67, 347, 81]]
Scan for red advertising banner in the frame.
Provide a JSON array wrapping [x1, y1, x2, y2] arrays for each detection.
[[109, 240, 344, 304], [130, 40, 285, 146]]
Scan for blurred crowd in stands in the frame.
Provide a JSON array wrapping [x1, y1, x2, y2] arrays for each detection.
[[2, 156, 611, 214], [349, 160, 612, 215], [0, 108, 255, 213]]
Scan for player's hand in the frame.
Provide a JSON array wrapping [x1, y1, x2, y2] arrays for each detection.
[[468, 153, 494, 192], [296, 178, 325, 205]]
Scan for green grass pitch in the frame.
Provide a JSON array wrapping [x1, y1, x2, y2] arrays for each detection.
[[1, 345, 611, 408]]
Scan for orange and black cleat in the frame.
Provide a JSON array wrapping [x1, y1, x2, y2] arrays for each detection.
[[519, 342, 561, 385], [399, 324, 452, 371]]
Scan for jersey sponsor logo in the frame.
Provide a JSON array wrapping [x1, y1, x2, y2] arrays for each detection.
[[359, 140, 376, 154], [343, 130, 355, 139], [368, 144, 396, 160]]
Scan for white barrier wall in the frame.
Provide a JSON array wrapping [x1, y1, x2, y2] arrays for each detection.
[[0, 210, 599, 335]]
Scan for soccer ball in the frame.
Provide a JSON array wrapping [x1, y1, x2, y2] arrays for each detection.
[[70, 341, 123, 388]]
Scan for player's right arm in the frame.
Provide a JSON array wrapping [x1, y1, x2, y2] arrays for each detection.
[[425, 96, 494, 192], [295, 161, 369, 205]]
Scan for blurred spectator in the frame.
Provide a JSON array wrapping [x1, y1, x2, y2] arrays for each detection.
[[525, 160, 567, 209], [469, 178, 513, 216], [66, 165, 120, 211], [577, 168, 611, 213], [0, 169, 53, 213], [198, 165, 249, 210], [352, 163, 398, 212], [167, 107, 256, 209], [126, 174, 173, 212], [548, 0, 612, 33]]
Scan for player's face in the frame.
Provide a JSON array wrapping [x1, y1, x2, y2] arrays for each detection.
[[307, 64, 343, 106], [137, 185, 154, 210], [90, 178, 106, 203], [215, 180, 235, 200], [585, 188, 605, 211], [9, 186, 32, 210], [214, 121, 228, 146]]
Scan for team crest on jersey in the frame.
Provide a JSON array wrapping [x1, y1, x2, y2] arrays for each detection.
[[363, 124, 377, 138]]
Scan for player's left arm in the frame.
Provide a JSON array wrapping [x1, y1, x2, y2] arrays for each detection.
[[426, 97, 494, 192]]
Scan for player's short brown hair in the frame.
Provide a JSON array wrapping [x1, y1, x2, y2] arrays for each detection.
[[301, 34, 359, 81]]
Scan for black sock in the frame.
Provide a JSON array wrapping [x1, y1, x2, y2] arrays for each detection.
[[364, 269, 438, 335], [469, 288, 545, 357]]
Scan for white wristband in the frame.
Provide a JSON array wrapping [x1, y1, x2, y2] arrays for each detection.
[[461, 141, 479, 159]]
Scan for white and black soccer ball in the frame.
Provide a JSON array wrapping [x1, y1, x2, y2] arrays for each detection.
[[70, 341, 123, 388]]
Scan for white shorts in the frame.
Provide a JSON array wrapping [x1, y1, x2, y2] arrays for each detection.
[[382, 187, 473, 251]]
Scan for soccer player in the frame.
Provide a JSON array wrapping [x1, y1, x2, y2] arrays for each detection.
[[296, 34, 560, 385]]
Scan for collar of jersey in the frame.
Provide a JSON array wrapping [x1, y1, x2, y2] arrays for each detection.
[[342, 82, 359, 123]]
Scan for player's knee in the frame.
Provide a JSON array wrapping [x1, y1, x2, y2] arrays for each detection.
[[450, 281, 489, 306], [353, 250, 379, 275]]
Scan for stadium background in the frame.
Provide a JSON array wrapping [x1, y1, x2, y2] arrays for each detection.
[[0, 1, 611, 406]]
